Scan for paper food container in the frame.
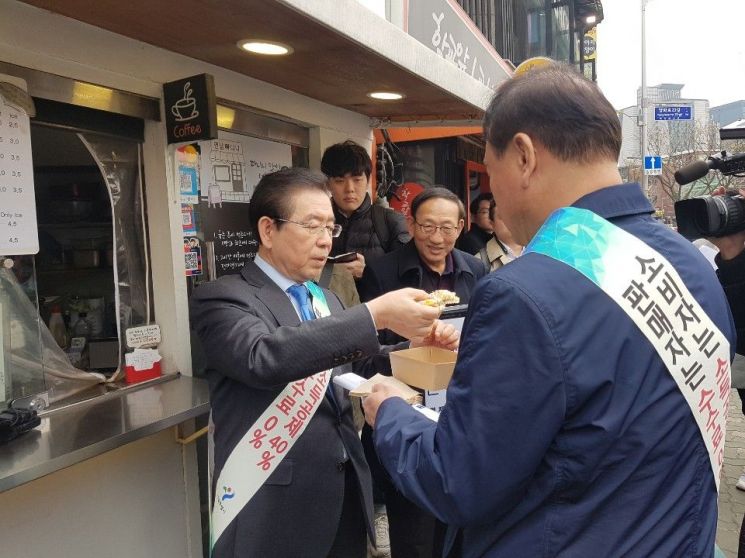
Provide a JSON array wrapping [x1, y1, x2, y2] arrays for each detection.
[[389, 347, 457, 391], [350, 373, 422, 405]]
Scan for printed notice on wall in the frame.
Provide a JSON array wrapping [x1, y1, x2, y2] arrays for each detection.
[[0, 76, 38, 255], [198, 130, 292, 204]]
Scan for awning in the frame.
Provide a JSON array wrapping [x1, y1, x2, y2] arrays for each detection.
[[21, 0, 511, 124]]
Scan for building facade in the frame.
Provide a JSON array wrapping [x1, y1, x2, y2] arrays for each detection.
[[456, 0, 604, 78], [711, 100, 745, 127]]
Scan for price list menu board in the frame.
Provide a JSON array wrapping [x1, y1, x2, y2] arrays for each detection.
[[0, 85, 37, 255]]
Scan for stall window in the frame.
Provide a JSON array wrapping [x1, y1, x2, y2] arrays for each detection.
[[1, 106, 151, 408]]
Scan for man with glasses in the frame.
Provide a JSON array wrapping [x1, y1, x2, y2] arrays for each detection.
[[457, 192, 494, 255], [356, 186, 487, 558], [190, 168, 457, 558]]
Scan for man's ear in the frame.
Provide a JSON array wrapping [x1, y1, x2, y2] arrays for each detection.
[[512, 133, 538, 180], [257, 216, 275, 249], [457, 218, 465, 234], [407, 216, 416, 237]]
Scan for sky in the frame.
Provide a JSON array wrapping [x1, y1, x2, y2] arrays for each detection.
[[596, 0, 745, 110]]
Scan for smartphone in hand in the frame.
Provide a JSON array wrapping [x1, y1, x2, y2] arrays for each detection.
[[328, 251, 358, 264]]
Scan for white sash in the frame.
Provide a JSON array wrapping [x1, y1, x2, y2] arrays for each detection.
[[526, 207, 731, 491], [210, 282, 333, 550]]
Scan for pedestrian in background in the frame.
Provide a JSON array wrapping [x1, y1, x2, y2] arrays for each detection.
[[321, 140, 410, 309]]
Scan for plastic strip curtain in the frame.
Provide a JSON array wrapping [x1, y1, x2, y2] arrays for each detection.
[[78, 133, 150, 382]]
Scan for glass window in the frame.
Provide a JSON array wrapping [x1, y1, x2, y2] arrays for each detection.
[[526, 0, 547, 58], [550, 3, 571, 61]]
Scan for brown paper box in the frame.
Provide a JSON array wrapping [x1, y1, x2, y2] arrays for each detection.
[[350, 373, 422, 405], [389, 347, 457, 391]]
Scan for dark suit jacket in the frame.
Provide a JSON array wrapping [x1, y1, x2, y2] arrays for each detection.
[[357, 240, 488, 345], [190, 261, 385, 558]]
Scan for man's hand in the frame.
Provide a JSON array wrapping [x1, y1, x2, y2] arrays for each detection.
[[340, 253, 366, 279], [707, 187, 745, 260], [366, 288, 440, 341], [411, 320, 460, 351], [362, 383, 405, 428]]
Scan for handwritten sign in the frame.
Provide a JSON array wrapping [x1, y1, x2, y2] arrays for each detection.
[[198, 130, 292, 204], [0, 76, 38, 255], [199, 201, 259, 277], [407, 0, 509, 88], [125, 324, 161, 349]]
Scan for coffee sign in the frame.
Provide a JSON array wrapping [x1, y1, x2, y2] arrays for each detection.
[[163, 74, 217, 145]]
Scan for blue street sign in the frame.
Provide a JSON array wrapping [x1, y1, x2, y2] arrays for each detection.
[[654, 106, 692, 121], [644, 155, 662, 175]]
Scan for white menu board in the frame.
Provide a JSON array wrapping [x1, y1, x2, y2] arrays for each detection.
[[0, 76, 38, 255], [198, 130, 292, 204]]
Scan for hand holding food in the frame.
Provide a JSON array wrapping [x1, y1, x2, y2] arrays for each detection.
[[419, 289, 460, 309], [366, 288, 440, 341]]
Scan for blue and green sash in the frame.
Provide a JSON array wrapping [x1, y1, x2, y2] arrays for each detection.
[[526, 207, 730, 491]]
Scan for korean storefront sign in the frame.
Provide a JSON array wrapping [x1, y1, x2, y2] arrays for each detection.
[[406, 0, 508, 87], [163, 74, 218, 145]]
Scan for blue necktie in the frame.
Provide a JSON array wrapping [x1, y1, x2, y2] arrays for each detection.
[[287, 284, 338, 411], [287, 284, 316, 322]]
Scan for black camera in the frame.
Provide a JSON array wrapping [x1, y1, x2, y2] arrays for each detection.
[[673, 150, 745, 240], [674, 192, 745, 240]]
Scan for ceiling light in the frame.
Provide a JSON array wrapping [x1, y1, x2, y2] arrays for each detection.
[[237, 40, 293, 56], [585, 15, 597, 24], [367, 91, 404, 101]]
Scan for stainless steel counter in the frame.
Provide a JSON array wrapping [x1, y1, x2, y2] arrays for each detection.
[[0, 374, 210, 492]]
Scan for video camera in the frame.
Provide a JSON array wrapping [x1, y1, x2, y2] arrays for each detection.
[[674, 120, 745, 239]]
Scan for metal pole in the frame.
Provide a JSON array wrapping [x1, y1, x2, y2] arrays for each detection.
[[640, 0, 648, 196]]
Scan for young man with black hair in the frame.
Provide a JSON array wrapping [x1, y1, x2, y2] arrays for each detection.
[[321, 140, 410, 281]]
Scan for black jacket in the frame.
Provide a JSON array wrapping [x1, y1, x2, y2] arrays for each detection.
[[457, 225, 492, 255], [716, 250, 745, 355], [331, 194, 410, 261], [357, 240, 488, 345]]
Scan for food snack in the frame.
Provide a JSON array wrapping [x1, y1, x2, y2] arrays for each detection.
[[420, 289, 460, 308]]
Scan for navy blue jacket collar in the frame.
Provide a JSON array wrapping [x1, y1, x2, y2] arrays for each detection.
[[572, 183, 654, 220], [398, 240, 474, 281]]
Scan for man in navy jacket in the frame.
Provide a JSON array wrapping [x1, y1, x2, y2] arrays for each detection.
[[363, 65, 735, 557]]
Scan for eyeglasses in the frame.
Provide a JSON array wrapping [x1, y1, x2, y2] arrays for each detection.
[[274, 218, 342, 238], [414, 221, 459, 237]]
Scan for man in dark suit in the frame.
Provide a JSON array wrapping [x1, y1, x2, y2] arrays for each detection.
[[190, 168, 456, 558], [356, 186, 488, 558]]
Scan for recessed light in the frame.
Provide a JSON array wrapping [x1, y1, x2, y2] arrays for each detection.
[[585, 15, 597, 24], [237, 40, 293, 56], [368, 91, 404, 101]]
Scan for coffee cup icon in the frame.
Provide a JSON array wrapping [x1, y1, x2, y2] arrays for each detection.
[[171, 82, 199, 122]]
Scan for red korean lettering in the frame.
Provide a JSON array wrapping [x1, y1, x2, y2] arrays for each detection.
[[249, 428, 266, 449], [284, 416, 304, 438], [276, 395, 297, 416], [269, 436, 289, 454]]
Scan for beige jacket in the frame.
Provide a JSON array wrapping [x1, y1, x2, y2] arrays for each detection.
[[476, 237, 517, 272]]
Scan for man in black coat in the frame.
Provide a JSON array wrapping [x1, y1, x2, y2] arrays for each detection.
[[356, 187, 488, 557], [456, 192, 494, 255], [321, 140, 410, 280]]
